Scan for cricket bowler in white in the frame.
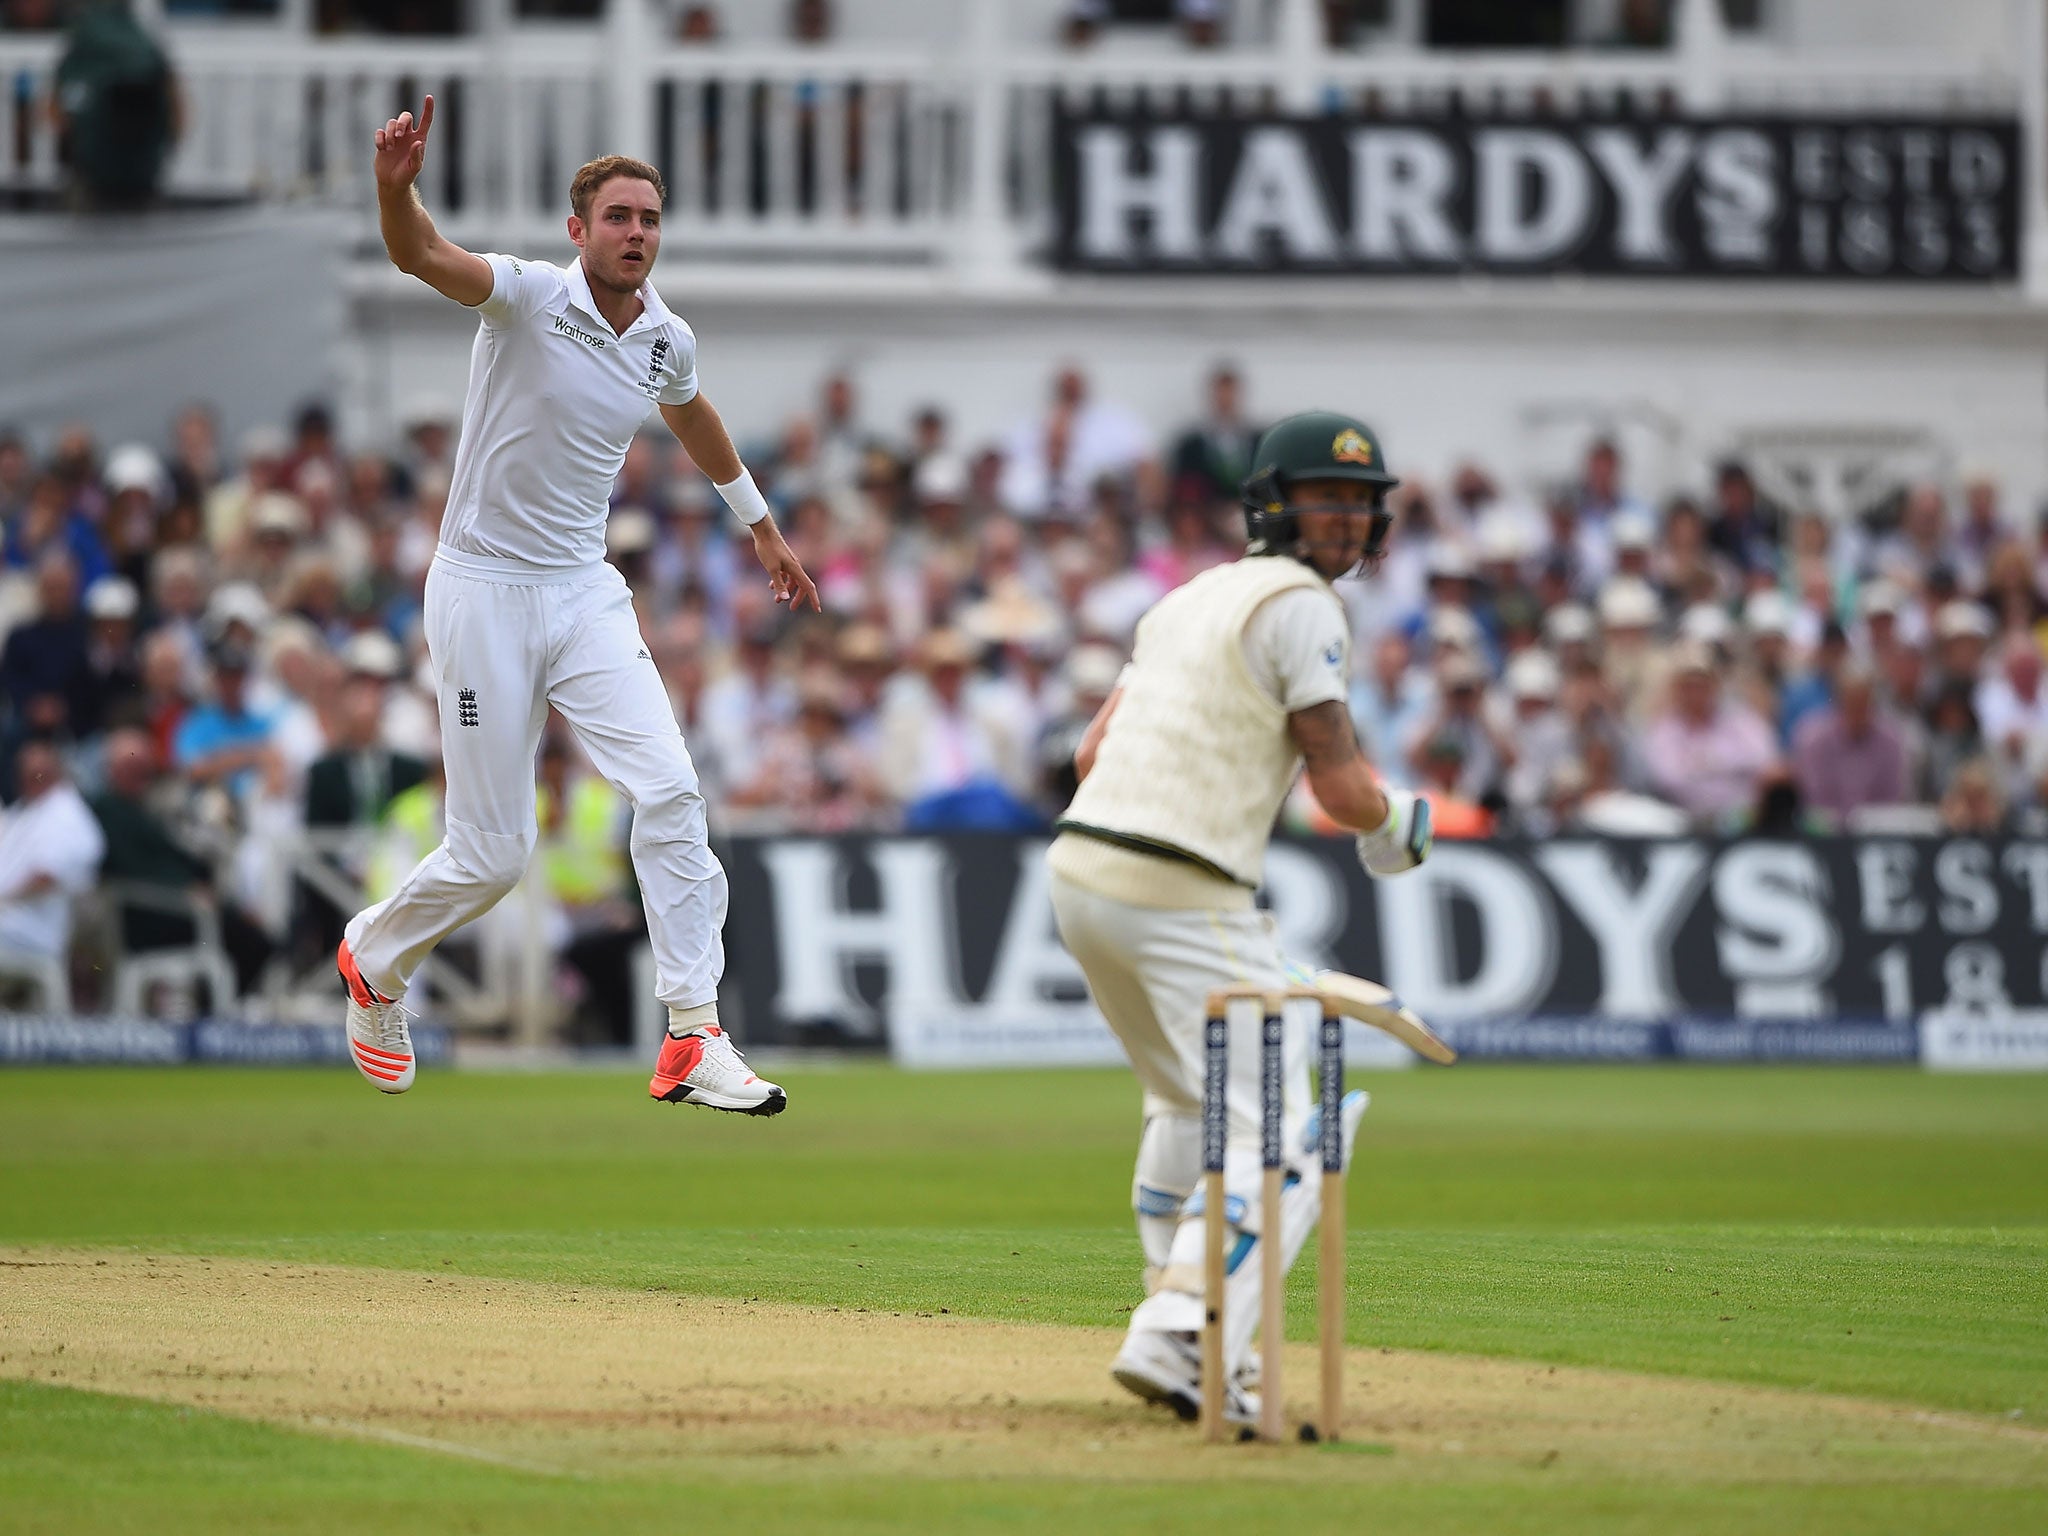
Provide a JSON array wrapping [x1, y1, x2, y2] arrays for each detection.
[[1048, 411, 1433, 1423], [337, 98, 818, 1115]]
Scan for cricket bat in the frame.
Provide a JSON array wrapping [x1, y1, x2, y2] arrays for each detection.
[[1312, 971, 1458, 1065]]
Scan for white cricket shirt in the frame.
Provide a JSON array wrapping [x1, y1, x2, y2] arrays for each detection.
[[439, 254, 700, 570]]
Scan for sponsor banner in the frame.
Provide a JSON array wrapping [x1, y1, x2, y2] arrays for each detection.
[[888, 1004, 1413, 1071], [0, 1015, 452, 1067], [1920, 1008, 2048, 1071], [1052, 111, 2023, 281], [722, 835, 2048, 1068]]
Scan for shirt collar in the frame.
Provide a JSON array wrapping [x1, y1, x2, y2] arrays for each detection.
[[566, 257, 670, 339]]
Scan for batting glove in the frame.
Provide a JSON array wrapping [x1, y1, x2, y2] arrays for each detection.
[[1355, 790, 1433, 877]]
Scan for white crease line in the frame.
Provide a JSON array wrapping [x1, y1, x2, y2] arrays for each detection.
[[303, 1415, 588, 1479]]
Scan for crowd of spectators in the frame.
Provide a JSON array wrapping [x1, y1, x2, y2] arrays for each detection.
[[1, 360, 2045, 1020]]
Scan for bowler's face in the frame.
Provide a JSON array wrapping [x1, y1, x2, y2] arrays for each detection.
[[574, 176, 663, 294]]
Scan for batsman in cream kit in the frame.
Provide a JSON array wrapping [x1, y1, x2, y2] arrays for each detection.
[[1050, 412, 1436, 1425], [336, 96, 819, 1114]]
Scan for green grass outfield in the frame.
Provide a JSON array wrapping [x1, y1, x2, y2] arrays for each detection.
[[3, 1063, 2046, 1533]]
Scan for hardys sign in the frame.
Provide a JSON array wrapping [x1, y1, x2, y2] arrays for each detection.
[[1051, 111, 2022, 281], [720, 835, 2048, 1066]]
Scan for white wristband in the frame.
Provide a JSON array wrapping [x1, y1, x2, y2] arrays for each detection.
[[714, 467, 771, 527]]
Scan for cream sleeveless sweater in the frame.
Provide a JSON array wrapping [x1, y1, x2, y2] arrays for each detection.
[[1056, 557, 1339, 890]]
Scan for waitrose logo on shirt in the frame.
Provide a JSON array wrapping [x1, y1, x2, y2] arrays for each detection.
[[553, 315, 609, 350]]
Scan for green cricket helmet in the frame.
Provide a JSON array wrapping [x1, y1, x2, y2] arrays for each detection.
[[1241, 410, 1401, 565]]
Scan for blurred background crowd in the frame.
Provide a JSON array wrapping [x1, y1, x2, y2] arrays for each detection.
[[2, 358, 2046, 1021]]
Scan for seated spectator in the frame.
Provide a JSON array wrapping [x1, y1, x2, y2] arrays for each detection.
[[1706, 462, 1780, 577], [1790, 664, 1908, 829], [80, 574, 145, 735], [1, 553, 93, 749], [1557, 734, 1689, 836], [1498, 650, 1573, 820], [1350, 631, 1433, 784], [881, 628, 1034, 829], [1404, 651, 1504, 805], [1641, 641, 1777, 823], [304, 636, 424, 829], [1920, 681, 1984, 802], [1940, 756, 2008, 834], [1973, 631, 2048, 798], [1413, 733, 1494, 840], [173, 639, 281, 814], [89, 727, 268, 996], [0, 740, 105, 981]]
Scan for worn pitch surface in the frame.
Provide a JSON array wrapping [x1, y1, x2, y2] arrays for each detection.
[[4, 1249, 2042, 1492]]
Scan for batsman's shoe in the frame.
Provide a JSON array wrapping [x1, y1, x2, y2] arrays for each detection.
[[650, 1026, 787, 1116], [337, 940, 414, 1094], [1111, 1329, 1260, 1427]]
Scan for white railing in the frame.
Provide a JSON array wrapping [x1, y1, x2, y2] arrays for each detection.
[[0, 0, 2037, 284]]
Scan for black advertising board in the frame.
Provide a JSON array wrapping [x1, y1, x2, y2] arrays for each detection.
[[1050, 111, 2023, 280], [720, 834, 2048, 1064]]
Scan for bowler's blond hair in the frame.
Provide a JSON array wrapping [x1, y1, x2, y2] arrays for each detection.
[[570, 156, 666, 219]]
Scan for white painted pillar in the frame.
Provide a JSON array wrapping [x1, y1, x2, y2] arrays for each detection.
[[606, 0, 657, 164], [2016, 0, 2048, 303], [1273, 0, 1327, 113], [954, 0, 1015, 290], [1673, 0, 1729, 113]]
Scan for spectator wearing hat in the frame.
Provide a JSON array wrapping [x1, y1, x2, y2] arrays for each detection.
[[1642, 640, 1778, 823], [733, 670, 881, 833], [1498, 650, 1573, 823], [1733, 589, 1795, 739], [233, 493, 312, 602], [880, 627, 1033, 829], [205, 425, 290, 555], [173, 640, 281, 812], [1, 553, 94, 751], [1596, 575, 1663, 720], [606, 507, 660, 611], [79, 574, 144, 736], [1413, 731, 1494, 840], [1404, 650, 1505, 806], [0, 739, 104, 987], [100, 444, 167, 593], [1790, 663, 1909, 829], [1931, 600, 1994, 693]]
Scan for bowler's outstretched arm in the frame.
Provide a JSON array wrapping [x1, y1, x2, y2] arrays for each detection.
[[373, 95, 492, 306]]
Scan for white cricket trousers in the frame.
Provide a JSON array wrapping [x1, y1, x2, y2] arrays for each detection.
[[346, 546, 727, 1010], [1048, 869, 1310, 1254]]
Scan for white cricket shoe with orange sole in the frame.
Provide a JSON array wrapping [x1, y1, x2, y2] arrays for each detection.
[[337, 940, 415, 1094], [649, 1025, 786, 1116]]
